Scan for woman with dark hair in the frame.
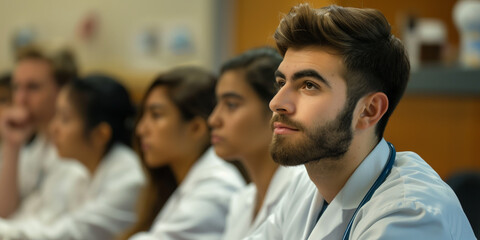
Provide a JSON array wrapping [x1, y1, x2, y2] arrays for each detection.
[[0, 74, 146, 239], [122, 66, 244, 240], [208, 47, 303, 240]]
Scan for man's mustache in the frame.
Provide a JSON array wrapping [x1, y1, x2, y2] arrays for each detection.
[[270, 114, 305, 132]]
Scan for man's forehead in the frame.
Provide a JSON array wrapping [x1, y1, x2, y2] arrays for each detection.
[[278, 47, 344, 77], [13, 59, 54, 83], [15, 58, 52, 72]]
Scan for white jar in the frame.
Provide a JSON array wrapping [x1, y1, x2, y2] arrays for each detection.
[[453, 0, 480, 68]]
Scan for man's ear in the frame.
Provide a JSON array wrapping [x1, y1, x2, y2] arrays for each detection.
[[355, 92, 388, 130]]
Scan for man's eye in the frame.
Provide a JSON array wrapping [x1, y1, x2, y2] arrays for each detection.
[[304, 81, 317, 90], [275, 80, 286, 90]]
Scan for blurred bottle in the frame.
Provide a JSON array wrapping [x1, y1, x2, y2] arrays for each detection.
[[454, 0, 480, 68]]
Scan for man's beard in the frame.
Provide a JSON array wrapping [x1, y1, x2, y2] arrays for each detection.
[[269, 101, 354, 166]]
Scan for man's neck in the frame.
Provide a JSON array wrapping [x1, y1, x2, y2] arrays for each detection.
[[305, 135, 378, 203]]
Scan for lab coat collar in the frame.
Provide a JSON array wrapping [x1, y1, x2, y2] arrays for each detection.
[[261, 167, 293, 210], [176, 147, 218, 195], [155, 147, 232, 223], [21, 133, 49, 155], [335, 139, 390, 209], [239, 167, 293, 210], [242, 183, 256, 207], [251, 166, 299, 230], [82, 144, 123, 179], [305, 139, 390, 240], [84, 144, 129, 191]]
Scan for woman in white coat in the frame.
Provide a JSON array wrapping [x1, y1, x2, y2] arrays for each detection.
[[120, 66, 245, 240], [208, 47, 303, 240], [0, 74, 145, 239]]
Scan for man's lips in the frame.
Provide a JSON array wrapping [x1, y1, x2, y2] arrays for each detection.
[[273, 122, 299, 134]]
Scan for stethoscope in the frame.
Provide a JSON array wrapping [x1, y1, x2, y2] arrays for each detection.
[[341, 142, 396, 240]]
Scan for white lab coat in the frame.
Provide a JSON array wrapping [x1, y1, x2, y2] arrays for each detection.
[[130, 147, 245, 240], [222, 166, 304, 240], [245, 139, 476, 240], [17, 134, 61, 199], [0, 143, 146, 240], [2, 134, 88, 221]]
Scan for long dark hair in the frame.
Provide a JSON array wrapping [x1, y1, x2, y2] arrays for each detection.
[[65, 74, 135, 152], [119, 66, 216, 239]]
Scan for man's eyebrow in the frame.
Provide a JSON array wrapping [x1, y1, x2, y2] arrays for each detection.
[[274, 70, 285, 79], [292, 69, 331, 89]]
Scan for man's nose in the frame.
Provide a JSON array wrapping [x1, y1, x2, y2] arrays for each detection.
[[269, 84, 295, 115]]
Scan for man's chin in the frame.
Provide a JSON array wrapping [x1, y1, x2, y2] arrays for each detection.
[[270, 145, 309, 166], [273, 158, 306, 166], [270, 137, 301, 166]]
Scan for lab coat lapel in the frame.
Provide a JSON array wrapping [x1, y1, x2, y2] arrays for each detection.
[[301, 191, 325, 240], [251, 167, 294, 231], [306, 195, 355, 240], [155, 148, 214, 222]]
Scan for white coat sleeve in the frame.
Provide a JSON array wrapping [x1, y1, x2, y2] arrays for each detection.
[[0, 169, 144, 240]]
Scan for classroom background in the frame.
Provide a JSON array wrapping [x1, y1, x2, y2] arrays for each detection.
[[0, 0, 478, 179]]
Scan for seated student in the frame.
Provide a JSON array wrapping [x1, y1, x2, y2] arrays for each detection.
[[121, 66, 245, 240], [246, 4, 475, 239], [0, 75, 145, 239], [208, 47, 303, 240], [0, 48, 85, 221]]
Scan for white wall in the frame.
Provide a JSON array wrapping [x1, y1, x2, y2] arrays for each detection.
[[0, 0, 219, 78]]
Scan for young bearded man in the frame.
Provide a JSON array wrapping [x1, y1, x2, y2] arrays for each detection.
[[246, 4, 475, 240]]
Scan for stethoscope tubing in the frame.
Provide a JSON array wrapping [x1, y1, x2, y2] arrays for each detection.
[[342, 142, 396, 240]]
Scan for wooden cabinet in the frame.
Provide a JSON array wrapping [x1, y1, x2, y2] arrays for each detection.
[[385, 95, 480, 178], [234, 0, 459, 54]]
